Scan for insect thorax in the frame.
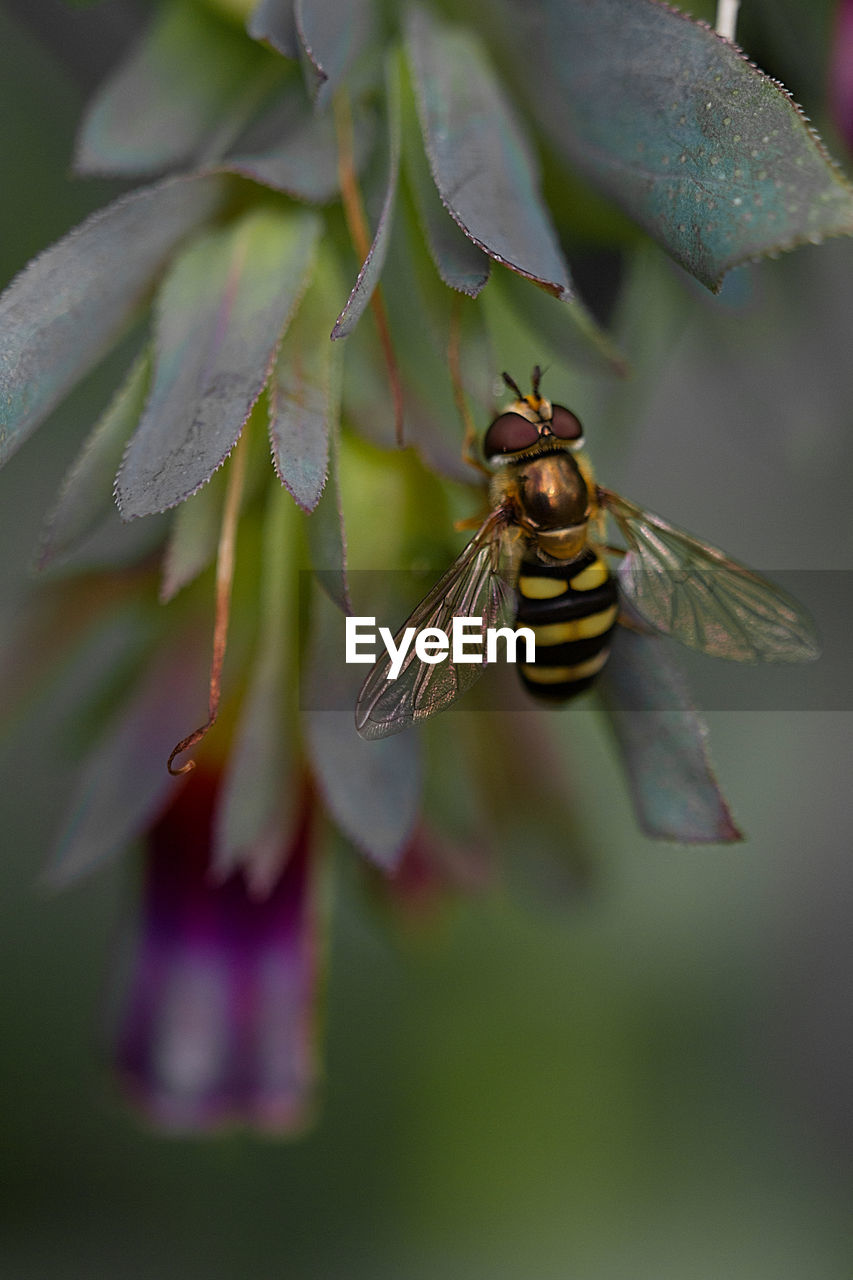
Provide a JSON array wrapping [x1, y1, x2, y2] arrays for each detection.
[[490, 449, 591, 555]]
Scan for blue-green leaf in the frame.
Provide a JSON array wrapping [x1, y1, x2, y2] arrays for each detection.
[[0, 174, 227, 469], [401, 67, 490, 297], [225, 81, 377, 203], [270, 264, 342, 511], [376, 195, 493, 482], [248, 0, 299, 58], [302, 585, 422, 870], [331, 55, 401, 339], [37, 351, 151, 571], [495, 0, 853, 289], [405, 5, 573, 300], [295, 0, 375, 108], [599, 626, 743, 844], [117, 206, 320, 519], [76, 0, 274, 177]]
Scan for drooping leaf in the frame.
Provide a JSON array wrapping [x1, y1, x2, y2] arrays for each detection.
[[75, 1, 275, 177], [405, 5, 573, 300], [269, 263, 342, 510], [294, 0, 375, 108], [400, 66, 490, 297], [117, 205, 320, 519], [377, 194, 494, 482], [301, 585, 422, 870], [331, 54, 401, 339], [248, 0, 299, 58], [225, 80, 378, 203], [159, 466, 227, 603], [37, 351, 151, 571], [304, 408, 348, 613], [493, 0, 853, 290], [44, 632, 208, 887], [213, 484, 301, 894], [0, 174, 227, 469], [598, 625, 743, 843]]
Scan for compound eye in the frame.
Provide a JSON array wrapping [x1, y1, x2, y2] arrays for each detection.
[[549, 404, 584, 442], [483, 412, 540, 458]]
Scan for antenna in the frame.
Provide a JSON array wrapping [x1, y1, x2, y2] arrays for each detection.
[[501, 370, 524, 400], [531, 365, 542, 396]]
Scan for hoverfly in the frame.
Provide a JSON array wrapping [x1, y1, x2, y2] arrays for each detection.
[[355, 367, 819, 739]]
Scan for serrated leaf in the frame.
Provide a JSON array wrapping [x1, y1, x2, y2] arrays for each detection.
[[159, 466, 227, 603], [0, 174, 227, 469], [304, 409, 348, 613], [376, 195, 494, 482], [225, 80, 377, 203], [496, 0, 853, 289], [400, 66, 490, 297], [76, 1, 274, 177], [213, 484, 301, 893], [598, 626, 742, 843], [405, 5, 573, 300], [301, 585, 422, 870], [117, 206, 320, 519], [44, 634, 208, 887], [332, 55, 401, 340], [295, 0, 374, 108], [37, 351, 151, 571], [248, 0, 299, 58], [270, 269, 341, 511]]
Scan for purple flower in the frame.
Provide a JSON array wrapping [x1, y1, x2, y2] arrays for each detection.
[[114, 770, 320, 1134]]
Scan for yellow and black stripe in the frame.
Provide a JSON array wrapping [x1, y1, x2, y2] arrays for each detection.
[[515, 548, 618, 701]]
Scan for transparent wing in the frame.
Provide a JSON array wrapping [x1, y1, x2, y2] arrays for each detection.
[[355, 507, 520, 739], [600, 487, 820, 663]]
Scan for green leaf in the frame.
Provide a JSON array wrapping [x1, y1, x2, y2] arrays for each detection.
[[0, 174, 227, 469], [225, 80, 378, 203], [159, 466, 227, 603], [117, 205, 320, 519], [213, 483, 301, 894], [598, 626, 743, 844], [495, 0, 853, 290], [377, 195, 494, 482], [270, 265, 342, 511], [302, 585, 422, 870], [36, 351, 151, 571], [331, 55, 401, 340], [304, 412, 348, 613], [248, 0, 299, 58], [76, 0, 275, 177], [400, 65, 490, 297], [405, 5, 573, 300], [44, 633, 209, 887], [295, 0, 375, 108]]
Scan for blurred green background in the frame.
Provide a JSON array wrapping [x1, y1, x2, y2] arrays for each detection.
[[1, 3, 853, 1277]]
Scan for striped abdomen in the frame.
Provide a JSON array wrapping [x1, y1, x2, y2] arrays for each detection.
[[515, 548, 619, 701]]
